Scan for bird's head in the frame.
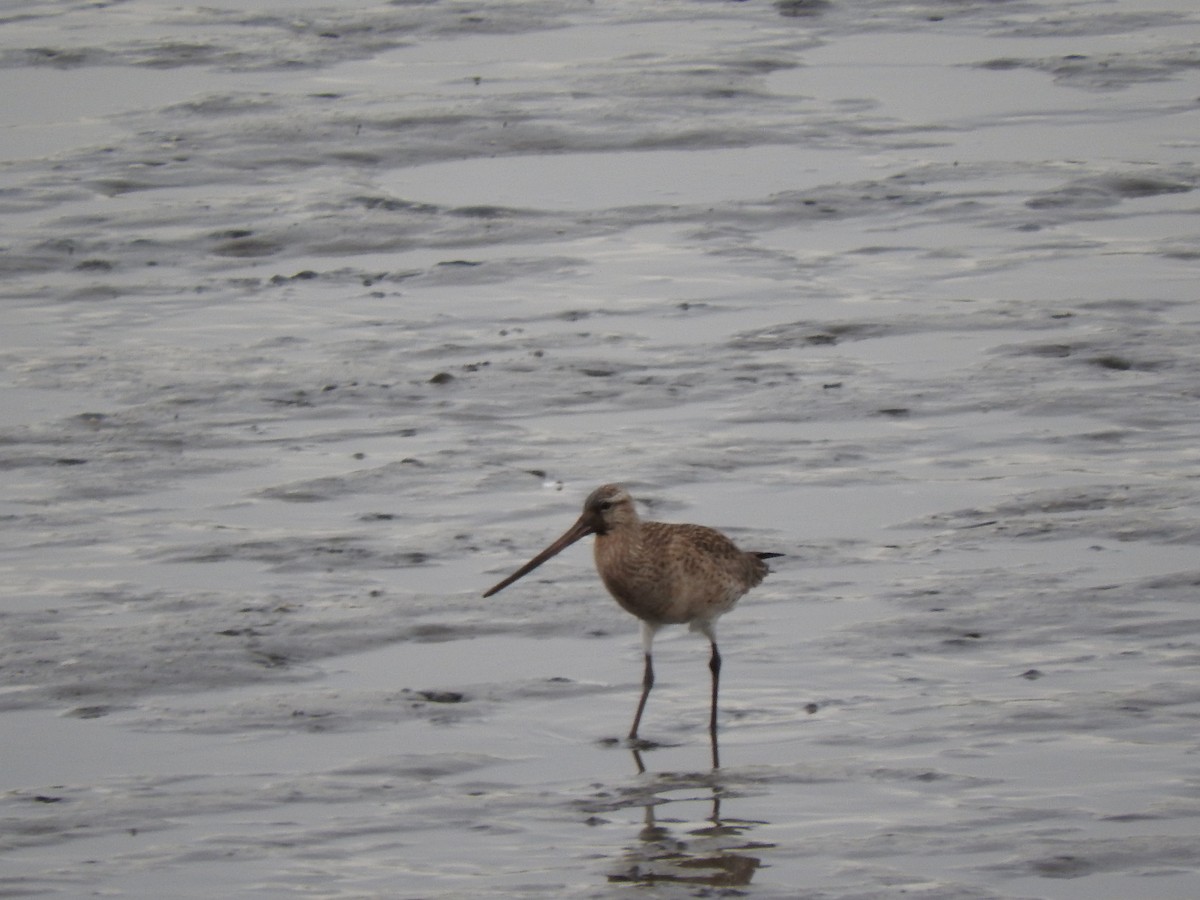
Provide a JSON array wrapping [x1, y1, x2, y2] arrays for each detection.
[[579, 483, 638, 536], [482, 483, 638, 597]]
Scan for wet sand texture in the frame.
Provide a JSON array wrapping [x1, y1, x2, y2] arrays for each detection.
[[2, 0, 1200, 897]]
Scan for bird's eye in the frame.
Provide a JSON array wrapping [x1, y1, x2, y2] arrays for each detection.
[[597, 500, 613, 511]]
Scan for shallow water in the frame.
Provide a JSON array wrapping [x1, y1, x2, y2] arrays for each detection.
[[2, 0, 1200, 897]]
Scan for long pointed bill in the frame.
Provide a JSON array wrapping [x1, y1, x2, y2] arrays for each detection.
[[482, 516, 595, 597]]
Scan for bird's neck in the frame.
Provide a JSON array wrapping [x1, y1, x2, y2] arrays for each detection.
[[595, 519, 644, 558]]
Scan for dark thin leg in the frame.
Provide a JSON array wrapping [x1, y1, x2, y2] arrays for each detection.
[[629, 652, 654, 740], [630, 747, 646, 775], [708, 640, 721, 769]]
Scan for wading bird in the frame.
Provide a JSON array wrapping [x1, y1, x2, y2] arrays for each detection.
[[483, 484, 780, 768]]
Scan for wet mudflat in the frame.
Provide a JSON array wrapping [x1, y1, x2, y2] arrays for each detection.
[[2, 0, 1199, 896]]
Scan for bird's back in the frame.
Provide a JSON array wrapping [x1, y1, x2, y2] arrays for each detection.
[[594, 520, 771, 627]]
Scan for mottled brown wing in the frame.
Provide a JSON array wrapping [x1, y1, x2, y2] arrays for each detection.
[[652, 522, 768, 587]]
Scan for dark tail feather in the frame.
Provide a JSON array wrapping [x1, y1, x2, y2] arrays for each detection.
[[755, 552, 784, 560]]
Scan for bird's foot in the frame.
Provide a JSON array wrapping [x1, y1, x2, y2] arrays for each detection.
[[597, 736, 673, 752], [626, 736, 664, 752]]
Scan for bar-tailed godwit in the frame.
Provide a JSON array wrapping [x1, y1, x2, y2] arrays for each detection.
[[483, 483, 780, 767]]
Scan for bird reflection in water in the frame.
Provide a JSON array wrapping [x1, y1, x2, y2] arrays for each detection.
[[601, 766, 772, 889]]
